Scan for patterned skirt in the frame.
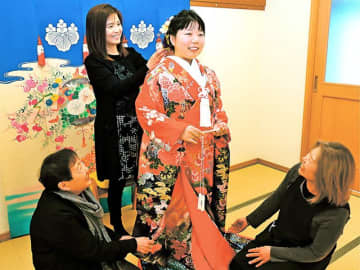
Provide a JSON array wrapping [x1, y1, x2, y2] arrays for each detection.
[[140, 233, 250, 270], [115, 114, 142, 182]]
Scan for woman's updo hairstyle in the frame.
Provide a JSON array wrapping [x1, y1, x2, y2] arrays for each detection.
[[164, 9, 205, 51]]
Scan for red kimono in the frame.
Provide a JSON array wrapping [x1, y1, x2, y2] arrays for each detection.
[[134, 57, 234, 269]]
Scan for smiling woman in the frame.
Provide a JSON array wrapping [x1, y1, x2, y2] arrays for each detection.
[[105, 13, 123, 55], [133, 9, 234, 270], [30, 148, 154, 270], [84, 3, 168, 237], [229, 141, 355, 270]]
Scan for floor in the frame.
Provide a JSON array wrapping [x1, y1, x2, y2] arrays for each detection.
[[0, 164, 359, 269]]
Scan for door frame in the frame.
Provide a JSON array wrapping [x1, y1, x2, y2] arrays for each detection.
[[301, 0, 360, 195], [301, 0, 321, 158]]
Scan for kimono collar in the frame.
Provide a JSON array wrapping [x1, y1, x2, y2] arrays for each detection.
[[168, 56, 207, 88]]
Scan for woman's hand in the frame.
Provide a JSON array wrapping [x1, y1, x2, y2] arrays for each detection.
[[246, 246, 271, 268], [227, 217, 248, 233], [181, 125, 203, 144], [135, 237, 155, 254], [147, 49, 170, 70]]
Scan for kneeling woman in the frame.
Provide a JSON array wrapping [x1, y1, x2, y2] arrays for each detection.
[[229, 141, 355, 270], [30, 149, 154, 270]]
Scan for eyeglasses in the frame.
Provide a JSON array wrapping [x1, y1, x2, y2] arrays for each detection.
[[303, 151, 317, 163]]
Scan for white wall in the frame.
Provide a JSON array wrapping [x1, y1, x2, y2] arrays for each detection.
[[193, 0, 311, 167]]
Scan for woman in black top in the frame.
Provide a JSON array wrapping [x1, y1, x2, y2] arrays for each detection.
[[228, 141, 355, 270], [84, 4, 168, 236]]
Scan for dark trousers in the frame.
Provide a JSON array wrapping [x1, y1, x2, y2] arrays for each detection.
[[108, 179, 126, 231], [230, 230, 332, 270], [229, 240, 303, 270]]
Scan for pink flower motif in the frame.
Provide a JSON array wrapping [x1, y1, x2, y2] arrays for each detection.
[[56, 145, 61, 150], [46, 131, 53, 136], [24, 77, 37, 92], [16, 135, 27, 142], [26, 77, 37, 87], [23, 85, 31, 92], [32, 124, 42, 132], [11, 120, 21, 129], [81, 68, 87, 75], [28, 99, 38, 106], [159, 75, 172, 89], [37, 81, 48, 93], [57, 96, 65, 105], [55, 135, 65, 143], [21, 123, 29, 133]]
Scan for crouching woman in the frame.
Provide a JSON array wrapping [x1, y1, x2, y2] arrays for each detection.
[[229, 141, 355, 270], [30, 149, 154, 270]]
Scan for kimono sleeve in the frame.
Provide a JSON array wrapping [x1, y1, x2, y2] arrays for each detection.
[[208, 68, 231, 143], [136, 68, 188, 147]]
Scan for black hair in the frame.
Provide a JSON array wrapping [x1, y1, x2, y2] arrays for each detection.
[[164, 9, 205, 50], [39, 149, 77, 191], [86, 4, 127, 59]]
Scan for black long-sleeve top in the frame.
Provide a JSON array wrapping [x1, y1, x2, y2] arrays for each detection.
[[30, 190, 137, 270], [84, 48, 148, 181], [246, 163, 350, 263]]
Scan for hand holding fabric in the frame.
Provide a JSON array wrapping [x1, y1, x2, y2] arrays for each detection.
[[180, 125, 202, 144], [135, 237, 155, 254]]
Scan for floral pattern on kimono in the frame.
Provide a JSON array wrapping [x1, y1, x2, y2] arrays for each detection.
[[134, 57, 231, 269]]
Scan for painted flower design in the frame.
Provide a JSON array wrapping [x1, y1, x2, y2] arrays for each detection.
[[79, 87, 95, 104], [154, 200, 168, 215], [139, 107, 166, 126], [67, 99, 85, 115], [139, 172, 154, 186], [45, 19, 79, 52], [8, 67, 96, 153], [24, 77, 37, 92]]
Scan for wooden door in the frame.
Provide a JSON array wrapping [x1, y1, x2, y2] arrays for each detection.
[[301, 0, 360, 194]]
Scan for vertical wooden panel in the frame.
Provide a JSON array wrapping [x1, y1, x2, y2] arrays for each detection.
[[319, 96, 360, 192], [302, 0, 360, 193]]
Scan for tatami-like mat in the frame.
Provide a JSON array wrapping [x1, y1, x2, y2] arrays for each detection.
[[0, 164, 358, 269]]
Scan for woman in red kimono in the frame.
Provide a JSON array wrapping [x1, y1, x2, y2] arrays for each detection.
[[133, 10, 238, 270]]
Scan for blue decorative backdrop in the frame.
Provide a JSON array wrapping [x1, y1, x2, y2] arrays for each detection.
[[0, 0, 189, 83], [1, 0, 189, 238]]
